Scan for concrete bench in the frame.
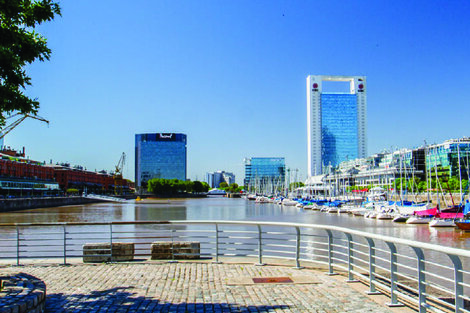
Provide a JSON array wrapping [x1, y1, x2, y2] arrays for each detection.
[[83, 242, 134, 263], [151, 241, 200, 260]]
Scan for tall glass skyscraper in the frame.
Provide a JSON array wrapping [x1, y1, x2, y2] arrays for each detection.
[[244, 157, 285, 192], [307, 75, 367, 176], [135, 133, 187, 188]]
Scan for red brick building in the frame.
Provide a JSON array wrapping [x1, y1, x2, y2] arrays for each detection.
[[1, 149, 130, 196]]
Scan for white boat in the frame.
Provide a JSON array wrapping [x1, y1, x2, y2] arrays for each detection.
[[337, 207, 350, 214], [303, 204, 317, 210], [281, 199, 298, 206], [247, 194, 257, 200], [406, 216, 433, 224], [351, 208, 368, 216], [365, 211, 378, 219], [327, 207, 338, 213], [255, 197, 269, 203], [376, 212, 394, 220], [393, 214, 409, 223], [429, 219, 456, 227]]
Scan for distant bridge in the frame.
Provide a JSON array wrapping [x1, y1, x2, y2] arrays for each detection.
[[83, 194, 129, 203]]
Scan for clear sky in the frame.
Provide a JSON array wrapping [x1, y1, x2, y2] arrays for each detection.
[[4, 0, 470, 184]]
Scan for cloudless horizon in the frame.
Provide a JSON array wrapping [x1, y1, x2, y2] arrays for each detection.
[[4, 1, 470, 184]]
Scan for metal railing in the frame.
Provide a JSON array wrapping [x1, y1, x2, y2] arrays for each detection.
[[1, 220, 469, 313]]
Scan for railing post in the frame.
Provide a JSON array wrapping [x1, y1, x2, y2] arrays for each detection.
[[325, 230, 336, 275], [109, 224, 113, 262], [256, 224, 265, 266], [345, 233, 357, 282], [411, 247, 426, 312], [294, 226, 303, 269], [385, 242, 403, 307], [447, 254, 463, 313], [169, 228, 177, 263], [63, 224, 67, 265], [16, 225, 20, 266], [214, 223, 221, 264], [365, 237, 381, 295]]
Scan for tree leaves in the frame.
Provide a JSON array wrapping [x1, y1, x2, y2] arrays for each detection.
[[147, 178, 210, 195], [0, 0, 61, 126]]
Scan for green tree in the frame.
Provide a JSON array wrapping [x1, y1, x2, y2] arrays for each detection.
[[219, 182, 228, 189], [185, 181, 194, 193], [192, 181, 204, 193], [201, 182, 210, 192], [418, 181, 427, 192], [228, 183, 239, 193], [289, 182, 305, 190], [0, 0, 61, 126], [447, 177, 460, 192]]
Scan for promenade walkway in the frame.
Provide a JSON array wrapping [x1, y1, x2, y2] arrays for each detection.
[[1, 260, 414, 313]]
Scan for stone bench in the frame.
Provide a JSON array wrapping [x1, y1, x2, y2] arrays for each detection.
[[151, 241, 200, 260], [0, 273, 46, 313], [83, 242, 134, 263]]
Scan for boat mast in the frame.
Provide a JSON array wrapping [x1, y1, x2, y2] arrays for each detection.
[[424, 141, 430, 204], [457, 139, 463, 204]]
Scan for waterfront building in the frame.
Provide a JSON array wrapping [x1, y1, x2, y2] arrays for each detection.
[[135, 133, 187, 188], [304, 137, 470, 197], [244, 157, 285, 193], [426, 138, 470, 181], [0, 148, 59, 197], [206, 171, 235, 188], [51, 164, 121, 194], [0, 146, 130, 197], [306, 75, 367, 176]]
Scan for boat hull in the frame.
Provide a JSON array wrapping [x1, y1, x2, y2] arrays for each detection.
[[429, 219, 455, 227], [406, 217, 432, 224], [455, 221, 470, 231]]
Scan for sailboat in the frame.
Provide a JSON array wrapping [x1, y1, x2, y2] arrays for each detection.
[[455, 200, 470, 230]]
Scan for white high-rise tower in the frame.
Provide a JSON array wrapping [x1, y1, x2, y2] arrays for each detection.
[[307, 75, 367, 177]]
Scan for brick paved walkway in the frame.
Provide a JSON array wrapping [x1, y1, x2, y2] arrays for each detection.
[[2, 262, 400, 312]]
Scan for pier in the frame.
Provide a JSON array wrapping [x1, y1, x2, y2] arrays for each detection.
[[1, 260, 409, 313]]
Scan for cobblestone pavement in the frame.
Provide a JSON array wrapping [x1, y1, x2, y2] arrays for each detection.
[[2, 262, 397, 313]]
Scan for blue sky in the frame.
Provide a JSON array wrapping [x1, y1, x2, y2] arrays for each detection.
[[5, 0, 470, 184]]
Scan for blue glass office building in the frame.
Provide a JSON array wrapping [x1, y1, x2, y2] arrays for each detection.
[[244, 157, 285, 192], [307, 75, 367, 175], [135, 133, 187, 187], [321, 94, 358, 167]]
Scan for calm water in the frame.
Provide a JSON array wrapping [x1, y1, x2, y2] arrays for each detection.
[[1, 196, 469, 250]]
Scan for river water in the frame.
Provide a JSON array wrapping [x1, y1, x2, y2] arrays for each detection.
[[1, 196, 469, 250]]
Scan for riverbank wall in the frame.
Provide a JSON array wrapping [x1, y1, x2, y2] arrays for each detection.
[[0, 196, 104, 212]]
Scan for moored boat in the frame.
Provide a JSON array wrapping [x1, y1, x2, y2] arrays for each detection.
[[406, 216, 433, 224], [376, 212, 394, 220], [455, 220, 470, 231], [429, 219, 456, 227], [455, 201, 470, 230], [393, 214, 409, 223]]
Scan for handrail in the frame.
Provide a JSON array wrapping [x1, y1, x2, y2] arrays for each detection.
[[1, 220, 469, 258], [1, 220, 469, 313]]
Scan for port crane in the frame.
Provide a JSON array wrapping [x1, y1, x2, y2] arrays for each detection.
[[113, 152, 126, 195], [0, 113, 49, 140]]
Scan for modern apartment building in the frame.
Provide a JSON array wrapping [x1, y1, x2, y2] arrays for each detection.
[[206, 171, 235, 188], [307, 75, 367, 176], [135, 133, 187, 188]]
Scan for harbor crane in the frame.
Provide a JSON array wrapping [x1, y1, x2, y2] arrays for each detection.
[[0, 113, 49, 140], [113, 152, 126, 195]]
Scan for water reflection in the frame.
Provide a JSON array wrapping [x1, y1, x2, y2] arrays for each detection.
[[0, 197, 469, 250]]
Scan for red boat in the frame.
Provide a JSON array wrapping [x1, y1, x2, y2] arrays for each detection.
[[455, 221, 470, 231]]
